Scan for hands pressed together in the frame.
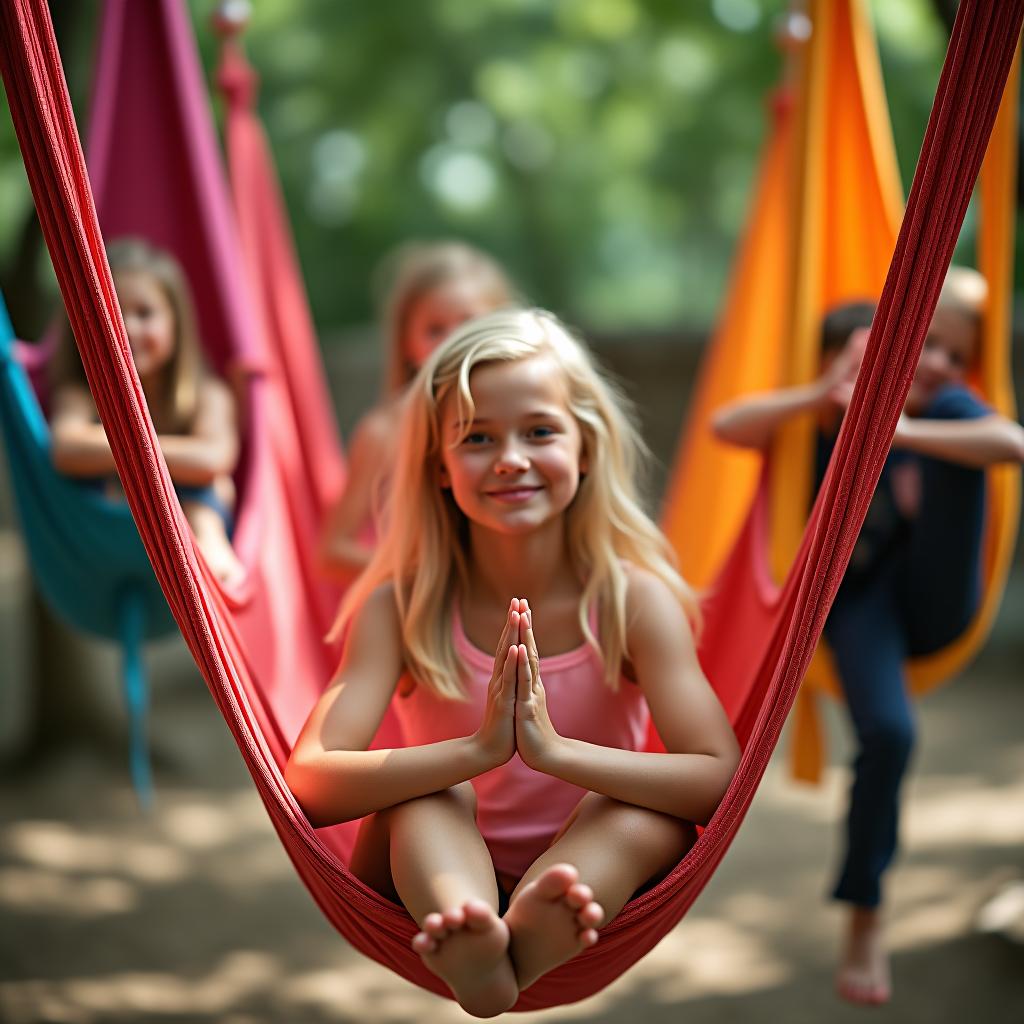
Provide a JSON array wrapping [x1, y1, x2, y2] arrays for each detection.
[[474, 597, 562, 773]]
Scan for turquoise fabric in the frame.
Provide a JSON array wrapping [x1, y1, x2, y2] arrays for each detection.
[[0, 294, 171, 803]]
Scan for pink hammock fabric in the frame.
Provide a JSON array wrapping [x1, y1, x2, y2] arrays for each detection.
[[1, 0, 1020, 1009]]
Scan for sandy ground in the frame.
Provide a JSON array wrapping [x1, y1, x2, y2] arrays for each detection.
[[1, 614, 1022, 1024]]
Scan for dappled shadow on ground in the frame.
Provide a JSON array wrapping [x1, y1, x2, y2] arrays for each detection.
[[1, 646, 1022, 1023]]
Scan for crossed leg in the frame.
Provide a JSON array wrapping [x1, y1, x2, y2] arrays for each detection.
[[350, 782, 518, 1018], [506, 791, 697, 992], [350, 786, 695, 1011]]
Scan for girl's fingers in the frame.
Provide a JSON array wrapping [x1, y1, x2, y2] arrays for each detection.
[[525, 624, 540, 674], [516, 643, 532, 703], [501, 643, 518, 699], [492, 605, 519, 680]]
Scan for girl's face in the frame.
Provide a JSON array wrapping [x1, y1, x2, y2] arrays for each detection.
[[113, 270, 177, 382], [403, 281, 497, 371], [438, 355, 586, 536], [906, 307, 978, 413]]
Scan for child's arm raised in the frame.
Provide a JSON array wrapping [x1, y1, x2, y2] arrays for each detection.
[[515, 575, 740, 826], [286, 590, 520, 827], [892, 412, 1024, 467], [712, 332, 867, 450], [711, 383, 830, 450]]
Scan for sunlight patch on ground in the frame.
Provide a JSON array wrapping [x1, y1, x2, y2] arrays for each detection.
[[1, 952, 281, 1022], [4, 821, 187, 883], [906, 777, 1024, 849], [0, 867, 136, 915]]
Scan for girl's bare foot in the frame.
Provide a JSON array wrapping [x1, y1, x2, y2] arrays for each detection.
[[185, 504, 245, 586], [505, 863, 603, 991], [412, 899, 517, 1018], [836, 905, 891, 1006]]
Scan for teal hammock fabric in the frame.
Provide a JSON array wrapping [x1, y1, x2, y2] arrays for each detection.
[[0, 292, 170, 803]]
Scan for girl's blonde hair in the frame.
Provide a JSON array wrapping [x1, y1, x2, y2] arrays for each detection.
[[332, 308, 700, 700], [376, 241, 517, 397], [54, 237, 204, 433]]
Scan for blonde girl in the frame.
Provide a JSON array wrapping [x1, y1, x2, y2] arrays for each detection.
[[50, 237, 242, 584], [288, 309, 739, 1016], [317, 241, 516, 580]]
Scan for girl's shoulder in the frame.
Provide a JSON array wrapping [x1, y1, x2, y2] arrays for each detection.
[[352, 403, 399, 452], [50, 381, 97, 422], [356, 578, 402, 621], [621, 562, 691, 638], [195, 372, 235, 407]]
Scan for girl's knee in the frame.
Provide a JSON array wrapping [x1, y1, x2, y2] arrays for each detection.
[[583, 795, 696, 855], [395, 781, 477, 819], [863, 715, 916, 767]]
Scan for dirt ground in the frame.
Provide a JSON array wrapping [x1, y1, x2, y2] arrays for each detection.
[[2, 335, 1023, 1022], [1, 604, 1022, 1024]]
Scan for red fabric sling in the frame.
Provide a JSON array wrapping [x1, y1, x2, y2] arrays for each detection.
[[1, 0, 1019, 1009]]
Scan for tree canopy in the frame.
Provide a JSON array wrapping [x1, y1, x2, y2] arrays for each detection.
[[0, 1, 973, 339]]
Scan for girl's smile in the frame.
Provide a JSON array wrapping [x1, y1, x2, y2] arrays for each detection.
[[439, 355, 585, 534], [485, 485, 544, 504]]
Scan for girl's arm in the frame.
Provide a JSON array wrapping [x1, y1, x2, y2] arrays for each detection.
[[517, 573, 740, 826], [286, 589, 519, 827], [711, 383, 829, 450], [50, 384, 119, 477], [711, 332, 867, 450], [892, 412, 1024, 467], [156, 377, 239, 486], [317, 407, 392, 581]]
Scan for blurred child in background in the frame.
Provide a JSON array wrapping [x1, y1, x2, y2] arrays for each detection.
[[712, 268, 1024, 1006], [51, 237, 243, 584], [318, 242, 516, 581]]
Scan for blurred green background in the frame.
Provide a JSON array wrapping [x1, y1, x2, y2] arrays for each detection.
[[0, 0, 998, 341]]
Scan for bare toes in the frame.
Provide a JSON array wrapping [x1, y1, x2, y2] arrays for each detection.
[[422, 912, 447, 938], [463, 899, 497, 930], [565, 883, 593, 909], [576, 901, 604, 929], [441, 907, 466, 931], [412, 931, 438, 954], [534, 863, 579, 899]]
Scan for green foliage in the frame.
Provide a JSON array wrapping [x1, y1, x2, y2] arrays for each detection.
[[0, 0, 994, 338]]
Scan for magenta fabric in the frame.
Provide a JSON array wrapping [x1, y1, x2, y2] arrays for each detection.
[[1, 0, 1020, 1009]]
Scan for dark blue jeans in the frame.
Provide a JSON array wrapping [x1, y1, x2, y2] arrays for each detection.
[[825, 392, 987, 908]]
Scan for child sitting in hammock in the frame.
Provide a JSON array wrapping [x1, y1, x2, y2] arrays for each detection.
[[50, 237, 243, 584], [317, 241, 516, 582], [287, 309, 740, 1016], [711, 268, 1024, 1007]]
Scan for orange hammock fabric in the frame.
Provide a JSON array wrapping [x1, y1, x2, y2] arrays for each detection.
[[1, 0, 1021, 1009], [662, 0, 1022, 782]]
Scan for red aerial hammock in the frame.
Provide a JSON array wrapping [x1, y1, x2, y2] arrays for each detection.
[[1, 0, 1020, 1009], [662, 0, 1021, 782]]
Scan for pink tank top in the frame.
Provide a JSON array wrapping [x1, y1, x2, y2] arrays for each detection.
[[390, 603, 650, 880]]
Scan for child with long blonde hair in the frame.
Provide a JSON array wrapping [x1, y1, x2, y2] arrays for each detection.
[[50, 237, 242, 584], [288, 309, 739, 1016], [318, 241, 515, 580]]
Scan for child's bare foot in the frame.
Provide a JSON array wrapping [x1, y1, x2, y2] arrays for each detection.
[[186, 506, 245, 586], [198, 534, 245, 585], [411, 899, 517, 1018], [505, 863, 603, 991], [836, 906, 891, 1006]]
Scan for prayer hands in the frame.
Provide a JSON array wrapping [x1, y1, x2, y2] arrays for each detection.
[[473, 599, 521, 768], [513, 599, 563, 772]]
